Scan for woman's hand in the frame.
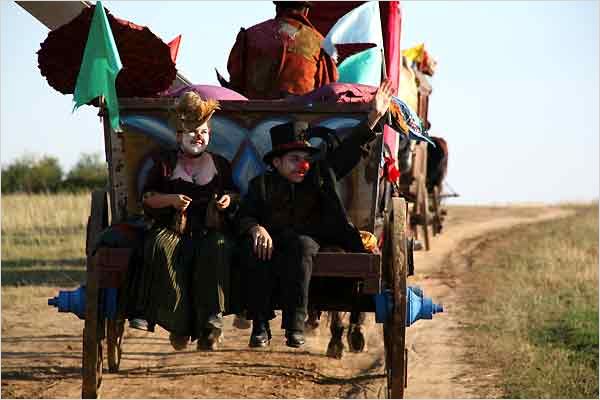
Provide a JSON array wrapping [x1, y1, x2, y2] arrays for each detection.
[[368, 79, 394, 130], [143, 192, 192, 210], [169, 194, 192, 210], [250, 225, 273, 261], [216, 194, 231, 210]]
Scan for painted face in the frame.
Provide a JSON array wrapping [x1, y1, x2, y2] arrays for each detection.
[[272, 150, 312, 183], [178, 121, 210, 156]]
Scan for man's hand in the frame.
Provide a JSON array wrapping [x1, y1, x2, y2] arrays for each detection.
[[368, 79, 394, 130], [170, 194, 192, 210], [216, 194, 231, 210], [250, 225, 273, 261]]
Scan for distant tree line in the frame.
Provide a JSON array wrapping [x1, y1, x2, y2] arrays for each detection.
[[1, 153, 108, 193]]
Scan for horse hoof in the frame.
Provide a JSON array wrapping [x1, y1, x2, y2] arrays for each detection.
[[348, 326, 366, 353], [233, 314, 252, 330], [305, 319, 320, 334], [326, 339, 344, 359]]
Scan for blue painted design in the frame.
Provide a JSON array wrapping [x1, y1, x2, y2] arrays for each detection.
[[121, 115, 177, 150], [121, 114, 377, 199], [207, 116, 248, 161], [317, 117, 361, 130], [249, 116, 292, 158], [48, 286, 120, 320], [137, 157, 155, 201], [315, 117, 361, 143], [232, 140, 266, 196]]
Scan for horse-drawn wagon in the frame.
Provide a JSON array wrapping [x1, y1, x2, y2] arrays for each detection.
[[37, 2, 445, 398], [396, 45, 452, 251], [48, 93, 442, 399]]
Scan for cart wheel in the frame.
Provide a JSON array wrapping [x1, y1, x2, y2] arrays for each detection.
[[82, 190, 109, 399], [411, 178, 430, 251], [383, 198, 409, 398], [107, 319, 125, 372]]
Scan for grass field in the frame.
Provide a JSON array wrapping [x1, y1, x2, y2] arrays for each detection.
[[459, 204, 599, 398], [1, 193, 90, 286], [2, 194, 597, 397]]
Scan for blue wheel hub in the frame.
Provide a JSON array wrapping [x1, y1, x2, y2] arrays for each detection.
[[48, 286, 118, 320], [374, 286, 443, 326]]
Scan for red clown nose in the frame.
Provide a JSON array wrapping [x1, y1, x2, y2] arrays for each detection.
[[299, 160, 310, 173]]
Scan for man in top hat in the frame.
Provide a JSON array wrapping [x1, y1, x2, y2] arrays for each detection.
[[237, 80, 394, 348], [225, 1, 338, 99]]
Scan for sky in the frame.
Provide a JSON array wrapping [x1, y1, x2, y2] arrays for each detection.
[[1, 1, 598, 205]]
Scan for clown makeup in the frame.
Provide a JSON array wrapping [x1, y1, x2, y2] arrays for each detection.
[[272, 150, 312, 183], [178, 121, 210, 156]]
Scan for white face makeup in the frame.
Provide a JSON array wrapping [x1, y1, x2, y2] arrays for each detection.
[[178, 121, 210, 156]]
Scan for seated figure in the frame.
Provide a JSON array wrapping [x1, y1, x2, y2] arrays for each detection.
[[132, 92, 238, 351], [237, 80, 394, 348]]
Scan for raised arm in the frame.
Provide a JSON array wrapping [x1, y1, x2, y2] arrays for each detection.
[[328, 80, 394, 179]]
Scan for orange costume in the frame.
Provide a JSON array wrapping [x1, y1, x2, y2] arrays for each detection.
[[227, 8, 338, 99]]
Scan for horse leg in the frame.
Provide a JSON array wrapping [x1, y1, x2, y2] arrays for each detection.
[[347, 311, 367, 352], [326, 311, 345, 359], [305, 308, 321, 333]]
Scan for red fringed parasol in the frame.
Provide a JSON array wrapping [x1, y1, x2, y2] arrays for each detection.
[[37, 4, 177, 98]]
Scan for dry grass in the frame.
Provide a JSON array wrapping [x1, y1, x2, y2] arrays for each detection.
[[1, 193, 91, 286], [446, 204, 544, 226], [459, 204, 598, 398]]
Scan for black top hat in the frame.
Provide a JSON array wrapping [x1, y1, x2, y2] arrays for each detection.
[[263, 122, 324, 165]]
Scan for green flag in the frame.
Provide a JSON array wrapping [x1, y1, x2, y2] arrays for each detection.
[[73, 1, 122, 131]]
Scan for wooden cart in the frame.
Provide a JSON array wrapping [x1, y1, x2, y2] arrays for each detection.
[[79, 99, 413, 399], [396, 61, 434, 252]]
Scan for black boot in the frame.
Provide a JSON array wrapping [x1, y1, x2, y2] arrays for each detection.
[[249, 320, 271, 348], [285, 329, 305, 348], [197, 327, 223, 351]]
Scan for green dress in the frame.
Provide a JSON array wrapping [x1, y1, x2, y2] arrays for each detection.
[[134, 150, 237, 339]]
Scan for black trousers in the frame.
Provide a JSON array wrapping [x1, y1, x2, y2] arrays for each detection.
[[243, 229, 320, 331]]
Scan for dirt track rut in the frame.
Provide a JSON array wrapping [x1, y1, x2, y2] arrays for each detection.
[[1, 205, 569, 398]]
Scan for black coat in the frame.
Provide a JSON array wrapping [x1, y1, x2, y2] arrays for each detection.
[[237, 119, 376, 252]]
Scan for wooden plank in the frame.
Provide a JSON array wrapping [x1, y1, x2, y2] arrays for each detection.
[[118, 98, 372, 114], [313, 252, 380, 278], [102, 106, 128, 223], [362, 278, 380, 295]]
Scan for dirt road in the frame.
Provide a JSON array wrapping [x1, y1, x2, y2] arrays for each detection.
[[1, 205, 569, 399]]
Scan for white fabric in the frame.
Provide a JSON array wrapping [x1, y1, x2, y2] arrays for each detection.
[[321, 2, 383, 63]]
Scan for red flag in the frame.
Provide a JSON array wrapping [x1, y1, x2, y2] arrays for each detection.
[[168, 34, 182, 63]]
